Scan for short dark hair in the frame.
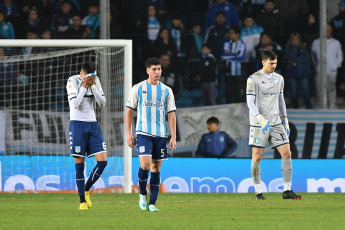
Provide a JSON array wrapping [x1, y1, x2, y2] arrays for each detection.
[[207, 116, 219, 124], [230, 26, 240, 34], [261, 50, 277, 61], [202, 43, 212, 50], [145, 57, 161, 68], [81, 61, 96, 74], [216, 11, 225, 17]]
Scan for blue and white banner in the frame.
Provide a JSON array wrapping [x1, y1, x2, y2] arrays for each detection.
[[0, 156, 344, 193]]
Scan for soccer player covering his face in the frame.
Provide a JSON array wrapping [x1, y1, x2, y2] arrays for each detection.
[[66, 62, 107, 210], [126, 57, 177, 211], [246, 50, 302, 200]]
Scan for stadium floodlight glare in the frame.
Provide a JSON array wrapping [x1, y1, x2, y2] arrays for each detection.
[[0, 39, 132, 193]]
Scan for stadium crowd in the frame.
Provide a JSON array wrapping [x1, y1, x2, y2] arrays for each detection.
[[0, 0, 344, 110]]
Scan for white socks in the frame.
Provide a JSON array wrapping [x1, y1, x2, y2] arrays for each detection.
[[281, 158, 292, 191], [251, 161, 261, 194]]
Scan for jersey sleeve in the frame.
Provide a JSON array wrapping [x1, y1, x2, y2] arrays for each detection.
[[93, 77, 106, 107], [246, 75, 256, 95], [126, 84, 139, 110], [66, 77, 78, 101], [95, 77, 104, 95], [280, 75, 284, 93], [166, 87, 176, 113]]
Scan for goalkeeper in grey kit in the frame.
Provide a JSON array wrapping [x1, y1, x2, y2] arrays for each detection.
[[246, 50, 302, 200]]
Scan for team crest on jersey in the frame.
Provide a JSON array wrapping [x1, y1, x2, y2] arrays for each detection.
[[255, 138, 261, 144], [220, 137, 224, 142], [162, 89, 166, 97], [274, 79, 279, 85]]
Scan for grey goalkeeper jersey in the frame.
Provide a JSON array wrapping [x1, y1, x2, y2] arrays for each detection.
[[246, 70, 284, 126]]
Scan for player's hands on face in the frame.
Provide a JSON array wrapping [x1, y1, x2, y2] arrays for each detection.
[[169, 138, 176, 154], [127, 134, 135, 148], [82, 76, 96, 88]]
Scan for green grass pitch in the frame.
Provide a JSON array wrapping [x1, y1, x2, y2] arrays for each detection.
[[0, 193, 344, 230]]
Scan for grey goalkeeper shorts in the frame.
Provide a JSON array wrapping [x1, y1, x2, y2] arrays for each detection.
[[248, 123, 289, 148]]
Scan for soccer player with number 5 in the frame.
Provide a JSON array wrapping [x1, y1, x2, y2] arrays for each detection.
[[66, 62, 108, 210], [246, 50, 301, 200], [126, 57, 177, 212]]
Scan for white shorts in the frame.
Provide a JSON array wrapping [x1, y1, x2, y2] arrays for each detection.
[[248, 124, 289, 148]]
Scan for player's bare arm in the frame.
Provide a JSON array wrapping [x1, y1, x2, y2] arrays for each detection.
[[125, 107, 135, 148], [168, 111, 177, 153]]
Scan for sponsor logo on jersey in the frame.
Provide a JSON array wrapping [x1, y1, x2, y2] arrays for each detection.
[[143, 100, 163, 108], [260, 90, 279, 96]]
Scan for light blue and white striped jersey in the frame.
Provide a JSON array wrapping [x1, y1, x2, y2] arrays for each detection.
[[222, 39, 246, 76], [126, 80, 176, 138]]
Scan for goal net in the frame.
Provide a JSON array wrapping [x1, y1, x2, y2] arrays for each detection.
[[0, 40, 132, 193]]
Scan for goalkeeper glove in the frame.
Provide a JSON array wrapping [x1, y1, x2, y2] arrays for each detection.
[[282, 117, 290, 137], [256, 114, 273, 134]]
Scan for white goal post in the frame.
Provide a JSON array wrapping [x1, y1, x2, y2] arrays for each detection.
[[0, 39, 133, 193]]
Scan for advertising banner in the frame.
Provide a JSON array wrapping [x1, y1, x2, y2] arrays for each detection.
[[0, 156, 344, 193]]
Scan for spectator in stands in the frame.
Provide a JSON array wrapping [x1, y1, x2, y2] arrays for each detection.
[[204, 11, 230, 63], [147, 4, 161, 44], [304, 13, 318, 49], [152, 27, 178, 60], [82, 2, 100, 39], [256, 0, 284, 46], [252, 31, 283, 73], [159, 53, 183, 99], [284, 33, 311, 109], [222, 27, 247, 103], [196, 116, 237, 158], [311, 24, 343, 109], [204, 0, 239, 34], [22, 7, 46, 38], [0, 0, 20, 24], [185, 23, 203, 61], [65, 14, 87, 39], [0, 10, 15, 39], [194, 43, 217, 106], [47, 0, 80, 18], [170, 16, 188, 58], [330, 0, 345, 48], [240, 15, 264, 77], [50, 1, 74, 39], [274, 0, 309, 46], [185, 23, 203, 89], [169, 16, 189, 80]]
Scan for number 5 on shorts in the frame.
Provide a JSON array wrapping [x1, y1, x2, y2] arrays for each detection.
[[161, 149, 165, 157]]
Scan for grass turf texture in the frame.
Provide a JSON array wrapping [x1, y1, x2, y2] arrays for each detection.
[[0, 193, 344, 230]]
